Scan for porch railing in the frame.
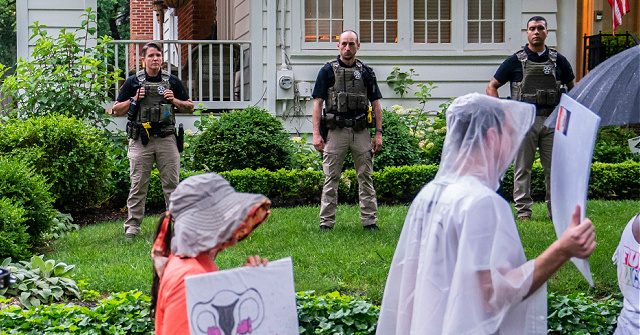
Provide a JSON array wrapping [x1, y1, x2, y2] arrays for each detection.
[[108, 40, 253, 110], [582, 31, 640, 76]]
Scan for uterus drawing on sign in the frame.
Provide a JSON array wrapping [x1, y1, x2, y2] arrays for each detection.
[[190, 288, 265, 335]]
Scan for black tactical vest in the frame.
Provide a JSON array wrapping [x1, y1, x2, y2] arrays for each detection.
[[510, 48, 562, 115], [136, 70, 176, 134], [326, 60, 369, 117]]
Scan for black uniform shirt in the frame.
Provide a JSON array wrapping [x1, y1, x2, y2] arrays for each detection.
[[116, 71, 190, 102], [493, 45, 575, 86], [312, 56, 383, 102]]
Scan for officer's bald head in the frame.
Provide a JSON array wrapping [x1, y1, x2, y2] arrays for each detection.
[[340, 30, 360, 44]]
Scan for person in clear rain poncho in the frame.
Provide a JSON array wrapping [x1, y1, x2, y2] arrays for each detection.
[[376, 93, 596, 335]]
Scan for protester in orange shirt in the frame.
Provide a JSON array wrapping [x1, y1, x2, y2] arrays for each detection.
[[149, 173, 271, 335]]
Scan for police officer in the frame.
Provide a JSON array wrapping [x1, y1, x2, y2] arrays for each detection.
[[112, 42, 194, 238], [312, 30, 383, 231], [486, 16, 575, 220]]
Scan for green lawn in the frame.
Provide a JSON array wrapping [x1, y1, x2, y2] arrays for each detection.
[[47, 200, 639, 304]]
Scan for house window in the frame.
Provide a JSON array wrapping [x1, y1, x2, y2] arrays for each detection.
[[298, 0, 513, 50], [360, 0, 398, 43], [413, 0, 451, 43], [304, 0, 343, 42], [467, 0, 505, 43]]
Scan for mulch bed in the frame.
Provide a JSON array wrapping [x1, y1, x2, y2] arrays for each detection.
[[69, 206, 164, 226]]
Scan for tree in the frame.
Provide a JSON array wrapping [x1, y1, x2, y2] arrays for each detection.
[[0, 9, 121, 128], [0, 0, 16, 69], [97, 0, 130, 40]]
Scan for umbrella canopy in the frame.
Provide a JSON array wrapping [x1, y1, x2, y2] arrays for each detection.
[[546, 45, 640, 127]]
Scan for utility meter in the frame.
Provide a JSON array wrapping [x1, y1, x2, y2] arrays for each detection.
[[277, 70, 294, 99], [279, 74, 293, 89]]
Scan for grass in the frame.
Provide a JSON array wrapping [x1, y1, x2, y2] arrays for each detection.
[[47, 200, 639, 304]]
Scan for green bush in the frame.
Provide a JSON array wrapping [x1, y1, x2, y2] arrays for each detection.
[[147, 162, 639, 208], [105, 131, 131, 206], [547, 292, 622, 335], [0, 256, 79, 308], [0, 157, 55, 245], [593, 126, 640, 163], [0, 291, 153, 334], [191, 107, 294, 172], [0, 198, 30, 261], [291, 134, 323, 171], [297, 291, 379, 335], [0, 115, 115, 211], [41, 212, 79, 242]]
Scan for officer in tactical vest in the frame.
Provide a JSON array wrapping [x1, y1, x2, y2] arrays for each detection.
[[112, 42, 194, 238], [486, 16, 575, 220], [312, 30, 383, 231]]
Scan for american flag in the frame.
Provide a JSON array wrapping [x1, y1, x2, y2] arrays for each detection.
[[608, 0, 631, 34]]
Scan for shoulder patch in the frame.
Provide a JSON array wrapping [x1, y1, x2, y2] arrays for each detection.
[[516, 49, 528, 62]]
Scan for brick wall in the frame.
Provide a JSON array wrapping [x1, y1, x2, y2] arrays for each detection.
[[129, 0, 217, 70], [129, 0, 155, 70]]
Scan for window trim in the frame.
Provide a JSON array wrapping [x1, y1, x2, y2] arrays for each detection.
[[291, 0, 521, 53]]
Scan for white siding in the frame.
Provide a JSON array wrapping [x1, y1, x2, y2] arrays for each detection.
[[234, 0, 251, 40], [17, 0, 97, 60]]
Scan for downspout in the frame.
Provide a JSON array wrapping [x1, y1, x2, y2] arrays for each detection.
[[280, 0, 289, 70], [280, 0, 289, 115]]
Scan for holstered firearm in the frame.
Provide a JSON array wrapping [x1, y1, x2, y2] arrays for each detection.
[[176, 123, 184, 153], [319, 109, 329, 141]]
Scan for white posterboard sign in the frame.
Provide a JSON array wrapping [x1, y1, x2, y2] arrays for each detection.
[[629, 135, 640, 154], [185, 257, 299, 335], [550, 94, 600, 287]]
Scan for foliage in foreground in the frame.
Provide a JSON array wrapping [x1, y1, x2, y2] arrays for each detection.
[[0, 290, 624, 334], [0, 256, 79, 308], [0, 291, 152, 335], [547, 292, 622, 335], [297, 291, 379, 335]]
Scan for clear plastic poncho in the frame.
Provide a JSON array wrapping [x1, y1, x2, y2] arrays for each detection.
[[377, 93, 547, 335]]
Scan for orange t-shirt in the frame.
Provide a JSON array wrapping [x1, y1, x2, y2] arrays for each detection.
[[155, 253, 218, 335]]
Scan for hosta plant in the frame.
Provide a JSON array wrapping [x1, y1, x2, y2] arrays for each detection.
[[0, 255, 79, 308]]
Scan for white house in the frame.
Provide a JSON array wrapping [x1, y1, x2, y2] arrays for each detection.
[[16, 0, 640, 133]]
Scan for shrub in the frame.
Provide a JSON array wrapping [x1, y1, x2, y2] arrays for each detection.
[[0, 256, 79, 308], [297, 291, 379, 335], [191, 107, 294, 172], [105, 131, 131, 206], [0, 9, 120, 128], [0, 115, 115, 211], [146, 162, 639, 208], [547, 292, 622, 335], [0, 198, 30, 261], [593, 126, 640, 163], [0, 290, 153, 334], [41, 212, 79, 242], [291, 134, 323, 171], [0, 157, 55, 245]]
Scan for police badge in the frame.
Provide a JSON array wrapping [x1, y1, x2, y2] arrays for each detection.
[[157, 85, 166, 95], [353, 70, 362, 80], [543, 65, 553, 75]]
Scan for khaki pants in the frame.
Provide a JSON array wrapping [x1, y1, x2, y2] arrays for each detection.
[[513, 116, 553, 217], [320, 127, 377, 227], [124, 135, 180, 235]]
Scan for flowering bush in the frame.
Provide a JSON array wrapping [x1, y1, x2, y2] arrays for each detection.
[[390, 100, 449, 165]]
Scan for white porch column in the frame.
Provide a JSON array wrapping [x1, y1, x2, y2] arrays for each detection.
[[557, 0, 578, 71]]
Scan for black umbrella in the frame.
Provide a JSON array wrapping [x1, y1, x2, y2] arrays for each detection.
[[546, 45, 640, 126]]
